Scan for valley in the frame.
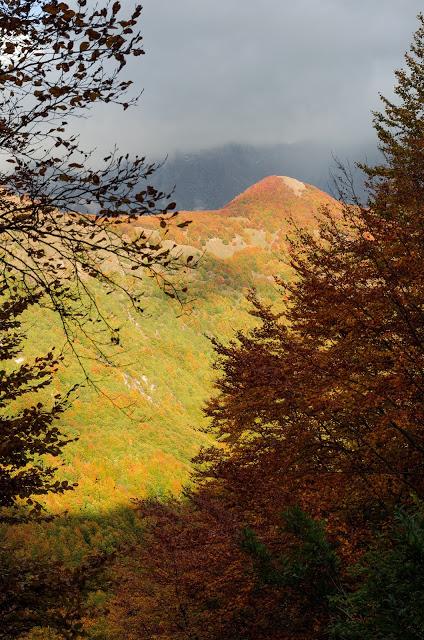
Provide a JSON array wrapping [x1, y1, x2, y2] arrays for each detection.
[[2, 176, 339, 565]]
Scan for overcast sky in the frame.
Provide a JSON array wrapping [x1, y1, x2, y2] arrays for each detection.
[[81, 0, 422, 159]]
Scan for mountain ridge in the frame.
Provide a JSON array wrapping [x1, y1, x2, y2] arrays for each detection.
[[134, 175, 340, 261], [152, 142, 378, 210]]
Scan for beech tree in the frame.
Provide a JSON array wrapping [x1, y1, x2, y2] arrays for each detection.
[[0, 279, 85, 635], [0, 3, 190, 635], [0, 548, 108, 639], [199, 11, 424, 521], [0, 0, 191, 356]]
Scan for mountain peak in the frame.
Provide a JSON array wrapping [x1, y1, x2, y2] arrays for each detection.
[[126, 175, 339, 257], [220, 175, 335, 229], [223, 175, 311, 210]]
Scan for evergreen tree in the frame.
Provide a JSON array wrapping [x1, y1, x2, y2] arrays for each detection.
[[330, 505, 424, 640]]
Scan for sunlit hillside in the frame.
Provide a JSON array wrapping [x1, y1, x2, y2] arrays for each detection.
[[3, 176, 339, 564]]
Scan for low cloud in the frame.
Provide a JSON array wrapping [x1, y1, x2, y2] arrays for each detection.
[[79, 0, 422, 159]]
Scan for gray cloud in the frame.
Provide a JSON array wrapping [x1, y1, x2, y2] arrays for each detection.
[[80, 0, 422, 159]]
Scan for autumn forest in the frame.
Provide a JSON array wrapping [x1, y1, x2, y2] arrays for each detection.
[[1, 2, 424, 639]]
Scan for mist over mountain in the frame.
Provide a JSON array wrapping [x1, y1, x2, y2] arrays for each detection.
[[153, 141, 381, 211]]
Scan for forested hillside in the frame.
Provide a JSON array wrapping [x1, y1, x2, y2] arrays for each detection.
[[1, 3, 423, 640], [2, 175, 337, 566], [105, 15, 424, 640]]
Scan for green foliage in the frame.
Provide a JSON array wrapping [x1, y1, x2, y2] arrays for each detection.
[[281, 506, 340, 597], [242, 506, 339, 602], [330, 504, 424, 640]]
